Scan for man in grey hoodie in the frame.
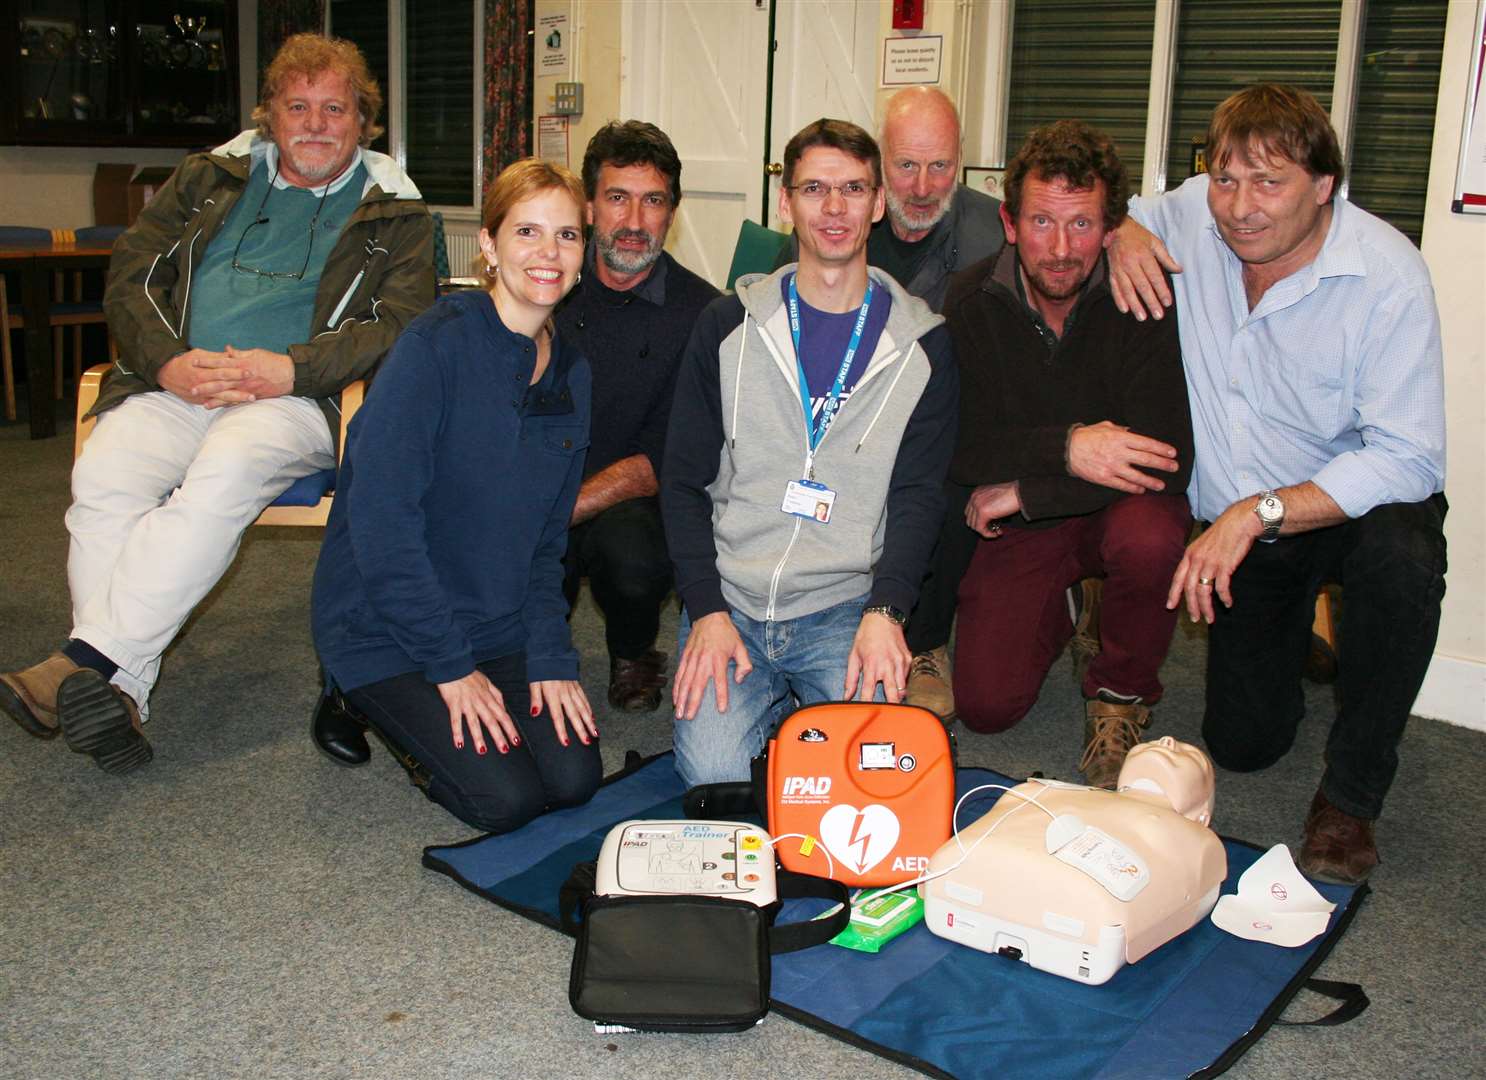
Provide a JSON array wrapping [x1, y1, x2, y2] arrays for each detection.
[[661, 119, 959, 787]]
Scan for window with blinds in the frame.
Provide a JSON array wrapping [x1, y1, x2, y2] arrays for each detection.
[[1004, 0, 1157, 192], [327, 0, 390, 155], [328, 0, 479, 211], [405, 0, 475, 207], [1166, 0, 1342, 189], [1347, 0, 1450, 245]]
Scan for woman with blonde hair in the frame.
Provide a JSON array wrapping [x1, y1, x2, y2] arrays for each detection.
[[311, 158, 600, 831]]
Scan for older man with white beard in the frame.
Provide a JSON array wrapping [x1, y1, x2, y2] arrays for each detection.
[[0, 33, 432, 774], [553, 121, 720, 714]]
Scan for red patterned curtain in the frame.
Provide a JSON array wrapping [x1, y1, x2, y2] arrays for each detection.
[[482, 0, 531, 192], [258, 0, 327, 76]]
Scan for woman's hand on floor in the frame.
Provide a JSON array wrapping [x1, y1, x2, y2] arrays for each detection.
[[437, 671, 519, 755], [531, 680, 597, 748]]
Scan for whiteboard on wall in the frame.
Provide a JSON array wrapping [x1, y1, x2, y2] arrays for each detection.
[[1453, 0, 1486, 213]]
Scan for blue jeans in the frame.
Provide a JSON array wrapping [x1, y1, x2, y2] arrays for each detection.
[[673, 594, 873, 787]]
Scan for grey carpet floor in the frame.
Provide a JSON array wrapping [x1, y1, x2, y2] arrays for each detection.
[[2, 413, 1482, 1080]]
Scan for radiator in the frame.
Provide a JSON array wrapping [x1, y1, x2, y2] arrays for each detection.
[[444, 226, 483, 278]]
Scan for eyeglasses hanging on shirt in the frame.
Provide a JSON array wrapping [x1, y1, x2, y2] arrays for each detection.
[[231, 167, 332, 280]]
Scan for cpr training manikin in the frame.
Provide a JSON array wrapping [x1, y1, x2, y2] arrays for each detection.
[[921, 738, 1228, 985]]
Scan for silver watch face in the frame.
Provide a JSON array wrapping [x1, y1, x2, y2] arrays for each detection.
[[1257, 494, 1283, 524]]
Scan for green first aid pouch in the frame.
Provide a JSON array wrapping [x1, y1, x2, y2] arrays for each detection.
[[829, 887, 925, 953]]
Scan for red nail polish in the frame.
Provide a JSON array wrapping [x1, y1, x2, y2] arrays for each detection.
[[499, 745, 508, 755], [530, 706, 539, 716], [477, 745, 486, 755], [455, 740, 464, 749], [560, 737, 569, 747], [512, 736, 521, 746]]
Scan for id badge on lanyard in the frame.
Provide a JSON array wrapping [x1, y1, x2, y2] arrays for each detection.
[[780, 274, 873, 525]]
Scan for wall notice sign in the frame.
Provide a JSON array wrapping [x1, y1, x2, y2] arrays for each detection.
[[882, 35, 942, 86], [539, 11, 569, 75], [538, 115, 569, 167]]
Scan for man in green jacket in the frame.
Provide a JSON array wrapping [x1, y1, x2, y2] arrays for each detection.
[[0, 33, 433, 774]]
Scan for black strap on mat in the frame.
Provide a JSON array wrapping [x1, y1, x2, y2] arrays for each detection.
[[558, 861, 849, 952], [1273, 977, 1370, 1027]]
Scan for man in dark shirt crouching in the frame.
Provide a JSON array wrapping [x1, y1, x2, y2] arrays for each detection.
[[555, 121, 720, 713]]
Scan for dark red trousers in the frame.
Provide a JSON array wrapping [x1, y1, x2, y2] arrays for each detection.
[[953, 493, 1192, 733]]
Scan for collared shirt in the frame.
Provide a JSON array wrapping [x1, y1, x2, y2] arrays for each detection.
[[1009, 252, 1107, 351], [263, 141, 367, 196], [554, 244, 720, 479], [1130, 176, 1445, 522]]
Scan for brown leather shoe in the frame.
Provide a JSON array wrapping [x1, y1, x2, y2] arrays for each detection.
[[906, 646, 955, 723], [607, 649, 668, 713], [1079, 696, 1150, 790], [1298, 788, 1379, 885], [56, 669, 152, 775], [1068, 578, 1103, 686], [0, 652, 79, 739]]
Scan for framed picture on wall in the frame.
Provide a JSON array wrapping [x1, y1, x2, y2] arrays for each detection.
[[963, 166, 1005, 201]]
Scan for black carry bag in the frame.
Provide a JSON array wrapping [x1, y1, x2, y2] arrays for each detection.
[[559, 861, 850, 1033]]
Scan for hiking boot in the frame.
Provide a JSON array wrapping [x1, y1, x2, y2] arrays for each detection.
[[1079, 693, 1150, 790], [1068, 578, 1103, 686], [906, 646, 955, 723], [1298, 788, 1379, 885], [0, 652, 79, 739], [56, 668, 152, 775], [607, 649, 668, 713]]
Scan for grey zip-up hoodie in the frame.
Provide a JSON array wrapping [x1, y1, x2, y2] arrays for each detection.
[[661, 264, 958, 624]]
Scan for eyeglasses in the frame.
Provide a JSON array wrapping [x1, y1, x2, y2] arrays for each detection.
[[784, 179, 877, 201], [231, 169, 331, 280]]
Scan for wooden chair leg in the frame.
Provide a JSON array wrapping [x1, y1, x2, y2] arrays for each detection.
[[1305, 587, 1340, 684], [1, 295, 15, 422]]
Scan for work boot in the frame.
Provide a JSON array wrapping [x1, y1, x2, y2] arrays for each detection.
[[1067, 578, 1103, 686], [607, 649, 668, 713], [1298, 788, 1379, 885], [905, 646, 955, 723], [1079, 692, 1150, 790], [56, 668, 152, 775], [0, 652, 79, 739]]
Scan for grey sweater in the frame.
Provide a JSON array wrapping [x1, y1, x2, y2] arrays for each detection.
[[661, 264, 958, 623]]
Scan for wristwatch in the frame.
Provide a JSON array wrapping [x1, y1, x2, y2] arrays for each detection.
[[1254, 489, 1285, 542], [862, 604, 907, 626]]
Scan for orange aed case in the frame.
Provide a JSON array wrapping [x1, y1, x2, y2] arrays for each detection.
[[766, 702, 954, 887]]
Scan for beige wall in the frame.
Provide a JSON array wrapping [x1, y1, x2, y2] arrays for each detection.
[[1416, 1, 1486, 729]]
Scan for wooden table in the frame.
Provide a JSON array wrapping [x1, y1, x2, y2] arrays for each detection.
[[0, 242, 113, 439]]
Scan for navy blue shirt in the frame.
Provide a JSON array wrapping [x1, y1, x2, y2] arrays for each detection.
[[311, 288, 591, 690], [781, 275, 892, 429]]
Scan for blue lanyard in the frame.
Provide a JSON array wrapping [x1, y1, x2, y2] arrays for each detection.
[[787, 273, 874, 453]]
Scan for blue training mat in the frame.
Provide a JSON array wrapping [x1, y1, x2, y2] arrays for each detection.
[[423, 753, 1367, 1080]]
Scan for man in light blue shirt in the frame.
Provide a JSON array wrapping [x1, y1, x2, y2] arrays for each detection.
[[1107, 85, 1447, 885]]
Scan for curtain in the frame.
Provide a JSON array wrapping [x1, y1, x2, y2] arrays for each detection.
[[482, 0, 531, 192], [259, 0, 327, 75]]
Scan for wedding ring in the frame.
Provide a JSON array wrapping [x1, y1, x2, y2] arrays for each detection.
[[988, 522, 1003, 537], [1198, 576, 1214, 586]]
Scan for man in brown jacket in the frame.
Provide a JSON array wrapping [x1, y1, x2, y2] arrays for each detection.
[[0, 33, 432, 773]]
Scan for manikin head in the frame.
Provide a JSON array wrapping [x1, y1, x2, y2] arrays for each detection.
[[1117, 737, 1216, 826]]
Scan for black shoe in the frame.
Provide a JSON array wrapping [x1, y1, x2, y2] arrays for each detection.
[[56, 669, 152, 775], [311, 690, 370, 767]]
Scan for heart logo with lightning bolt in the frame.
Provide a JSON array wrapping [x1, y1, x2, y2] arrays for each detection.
[[818, 803, 901, 875]]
